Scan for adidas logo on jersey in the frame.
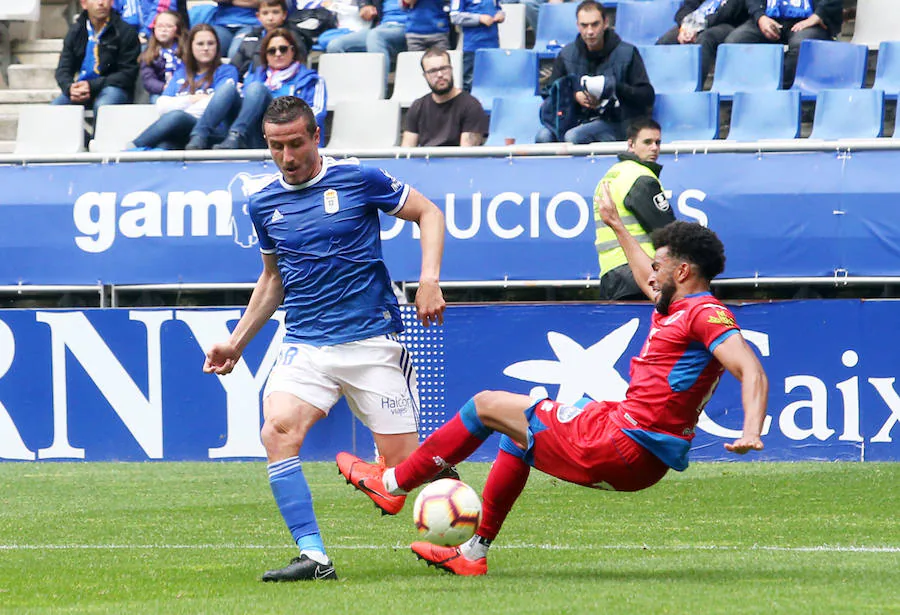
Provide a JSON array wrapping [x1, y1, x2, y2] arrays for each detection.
[[271, 209, 284, 223]]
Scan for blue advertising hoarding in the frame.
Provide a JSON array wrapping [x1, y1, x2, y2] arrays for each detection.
[[2, 151, 900, 285], [1, 300, 898, 463]]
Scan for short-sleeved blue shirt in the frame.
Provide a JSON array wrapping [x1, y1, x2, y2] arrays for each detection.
[[249, 156, 410, 346]]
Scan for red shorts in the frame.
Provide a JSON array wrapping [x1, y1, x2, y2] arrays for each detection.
[[524, 399, 669, 492]]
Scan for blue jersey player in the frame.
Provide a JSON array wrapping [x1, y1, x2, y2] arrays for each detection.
[[203, 96, 447, 582]]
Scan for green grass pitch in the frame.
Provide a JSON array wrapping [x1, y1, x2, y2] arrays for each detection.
[[1, 462, 898, 615]]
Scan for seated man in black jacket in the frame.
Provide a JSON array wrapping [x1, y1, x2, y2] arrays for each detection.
[[724, 0, 842, 87], [52, 0, 140, 111], [535, 0, 654, 144], [657, 0, 748, 78]]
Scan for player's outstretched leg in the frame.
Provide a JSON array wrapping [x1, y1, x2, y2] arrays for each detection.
[[336, 452, 407, 515], [262, 554, 338, 582], [410, 541, 488, 576]]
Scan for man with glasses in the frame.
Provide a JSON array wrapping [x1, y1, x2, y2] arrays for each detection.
[[401, 47, 488, 147]]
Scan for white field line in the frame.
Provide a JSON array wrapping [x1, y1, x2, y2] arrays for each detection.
[[0, 544, 898, 553]]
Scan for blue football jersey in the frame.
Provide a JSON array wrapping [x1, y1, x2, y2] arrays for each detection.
[[249, 156, 409, 346]]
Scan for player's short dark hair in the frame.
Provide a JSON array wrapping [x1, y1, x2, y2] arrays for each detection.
[[652, 221, 726, 282], [420, 45, 451, 71], [262, 96, 317, 138], [627, 117, 661, 142], [576, 0, 605, 18]]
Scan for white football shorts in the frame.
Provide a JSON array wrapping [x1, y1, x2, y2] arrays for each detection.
[[263, 334, 419, 435]]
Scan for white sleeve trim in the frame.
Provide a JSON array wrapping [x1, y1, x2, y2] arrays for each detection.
[[386, 184, 411, 216], [259, 247, 277, 254]]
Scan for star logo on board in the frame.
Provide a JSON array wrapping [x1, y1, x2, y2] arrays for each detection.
[[502, 319, 640, 404]]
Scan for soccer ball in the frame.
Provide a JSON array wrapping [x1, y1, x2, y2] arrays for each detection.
[[413, 478, 482, 547]]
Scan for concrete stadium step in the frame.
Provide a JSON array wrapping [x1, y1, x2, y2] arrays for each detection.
[[0, 141, 16, 153], [0, 115, 19, 141], [8, 65, 57, 90], [14, 39, 63, 67], [0, 90, 59, 104], [38, 3, 71, 39]]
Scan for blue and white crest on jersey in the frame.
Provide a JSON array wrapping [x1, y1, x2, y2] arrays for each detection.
[[324, 189, 340, 213], [228, 172, 279, 248], [380, 169, 403, 192]]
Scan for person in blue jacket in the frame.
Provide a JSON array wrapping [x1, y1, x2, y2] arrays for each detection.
[[113, 0, 190, 44], [131, 24, 239, 149], [450, 0, 505, 92], [209, 28, 328, 149]]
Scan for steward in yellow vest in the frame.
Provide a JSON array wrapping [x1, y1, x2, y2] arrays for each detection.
[[593, 119, 675, 300]]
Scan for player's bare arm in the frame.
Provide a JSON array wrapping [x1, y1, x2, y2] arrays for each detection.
[[595, 181, 655, 299], [203, 253, 284, 375], [711, 333, 768, 454], [395, 187, 446, 327]]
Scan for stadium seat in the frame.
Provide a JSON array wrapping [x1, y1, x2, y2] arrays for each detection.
[[470, 49, 539, 113], [316, 53, 385, 111], [88, 105, 161, 153], [614, 0, 681, 47], [710, 44, 784, 101], [790, 40, 868, 101], [809, 89, 884, 140], [484, 96, 543, 146], [652, 92, 719, 141], [851, 0, 900, 49], [636, 44, 702, 93], [15, 105, 85, 155], [327, 100, 401, 149], [498, 3, 526, 50], [390, 50, 463, 108], [726, 90, 801, 141], [872, 41, 900, 101], [533, 2, 578, 59]]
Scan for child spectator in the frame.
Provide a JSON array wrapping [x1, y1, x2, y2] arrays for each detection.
[[114, 0, 190, 44], [209, 28, 327, 149], [232, 0, 308, 78], [450, 0, 504, 91], [403, 0, 451, 51], [130, 24, 239, 149], [139, 10, 186, 102]]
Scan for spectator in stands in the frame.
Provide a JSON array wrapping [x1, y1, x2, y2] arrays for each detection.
[[232, 0, 308, 78], [313, 0, 373, 51], [209, 0, 262, 59], [325, 0, 408, 78], [593, 117, 674, 301], [401, 47, 487, 146], [725, 0, 842, 87], [451, 0, 504, 92], [208, 28, 327, 149], [656, 0, 748, 79], [535, 0, 654, 144], [130, 24, 239, 149], [139, 10, 186, 102], [403, 0, 451, 51], [512, 0, 563, 35], [53, 0, 141, 111], [113, 0, 190, 44]]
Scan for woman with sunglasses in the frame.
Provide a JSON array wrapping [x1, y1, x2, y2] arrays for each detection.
[[131, 24, 239, 150], [209, 28, 328, 149]]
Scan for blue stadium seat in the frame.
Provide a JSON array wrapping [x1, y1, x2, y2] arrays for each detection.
[[873, 41, 900, 101], [614, 0, 681, 47], [810, 89, 884, 140], [652, 92, 719, 141], [790, 40, 868, 101], [532, 2, 578, 59], [470, 49, 539, 113], [727, 91, 801, 141], [710, 44, 784, 101], [485, 96, 543, 146], [636, 44, 702, 93]]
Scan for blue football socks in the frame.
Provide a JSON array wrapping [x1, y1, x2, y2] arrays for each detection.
[[268, 456, 329, 563]]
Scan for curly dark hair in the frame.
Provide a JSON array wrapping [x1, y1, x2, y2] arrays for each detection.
[[651, 221, 726, 281]]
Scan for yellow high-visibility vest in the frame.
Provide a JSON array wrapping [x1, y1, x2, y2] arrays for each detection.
[[592, 159, 661, 275]]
